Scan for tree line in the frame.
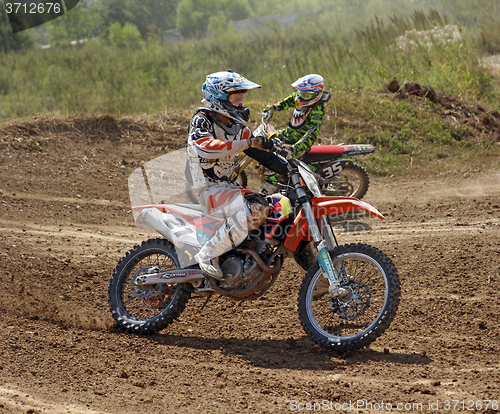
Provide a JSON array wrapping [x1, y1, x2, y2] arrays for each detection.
[[1, 0, 499, 52], [1, 0, 261, 51]]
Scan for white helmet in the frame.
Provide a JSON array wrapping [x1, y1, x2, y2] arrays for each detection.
[[292, 74, 324, 107]]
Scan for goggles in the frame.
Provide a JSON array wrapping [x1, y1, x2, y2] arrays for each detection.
[[228, 92, 246, 107], [298, 91, 320, 101]]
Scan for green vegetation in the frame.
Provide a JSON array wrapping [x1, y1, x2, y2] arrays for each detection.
[[1, 7, 498, 116], [301, 90, 500, 176], [1, 0, 500, 175], [176, 0, 251, 37], [0, 2, 34, 52]]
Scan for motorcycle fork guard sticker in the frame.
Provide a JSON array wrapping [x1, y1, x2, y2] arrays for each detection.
[[316, 244, 339, 285]]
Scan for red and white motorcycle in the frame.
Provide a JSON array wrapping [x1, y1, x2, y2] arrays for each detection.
[[233, 112, 375, 198], [108, 146, 400, 352]]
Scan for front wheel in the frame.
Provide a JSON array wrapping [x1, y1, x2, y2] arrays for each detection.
[[108, 238, 191, 334], [298, 243, 400, 352], [323, 162, 369, 199]]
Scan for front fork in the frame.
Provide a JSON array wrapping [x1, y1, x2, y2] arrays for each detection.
[[291, 175, 349, 299]]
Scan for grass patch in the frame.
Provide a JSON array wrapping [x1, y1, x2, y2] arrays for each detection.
[[276, 89, 500, 176], [1, 9, 499, 120]]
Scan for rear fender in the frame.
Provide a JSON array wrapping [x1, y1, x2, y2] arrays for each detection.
[[340, 144, 376, 156], [141, 207, 174, 240], [284, 197, 384, 252], [133, 205, 201, 247]]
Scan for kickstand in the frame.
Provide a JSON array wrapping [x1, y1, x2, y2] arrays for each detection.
[[199, 294, 215, 312]]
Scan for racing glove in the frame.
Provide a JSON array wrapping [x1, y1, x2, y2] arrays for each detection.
[[250, 136, 274, 151]]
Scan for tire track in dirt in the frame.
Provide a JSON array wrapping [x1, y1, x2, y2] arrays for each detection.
[[2, 192, 121, 207], [0, 386, 106, 414], [1, 115, 500, 413], [0, 218, 142, 245]]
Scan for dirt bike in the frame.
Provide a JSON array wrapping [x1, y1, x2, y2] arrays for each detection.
[[232, 112, 375, 199], [108, 145, 400, 352]]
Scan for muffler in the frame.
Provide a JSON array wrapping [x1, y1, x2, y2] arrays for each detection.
[[135, 268, 204, 286]]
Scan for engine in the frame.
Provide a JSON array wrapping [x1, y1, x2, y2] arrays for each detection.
[[218, 240, 269, 290], [219, 254, 259, 290]]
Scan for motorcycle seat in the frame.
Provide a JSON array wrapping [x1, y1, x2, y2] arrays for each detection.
[[301, 145, 345, 163], [175, 203, 204, 212]]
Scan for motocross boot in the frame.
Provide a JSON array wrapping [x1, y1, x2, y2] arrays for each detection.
[[195, 255, 223, 280], [194, 215, 248, 280]]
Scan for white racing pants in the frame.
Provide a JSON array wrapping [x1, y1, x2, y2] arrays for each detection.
[[194, 182, 269, 262]]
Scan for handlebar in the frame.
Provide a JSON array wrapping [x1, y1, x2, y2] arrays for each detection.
[[262, 110, 273, 123], [257, 110, 291, 159], [271, 137, 292, 160]]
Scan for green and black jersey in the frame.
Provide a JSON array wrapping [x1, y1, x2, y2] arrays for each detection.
[[272, 91, 331, 157]]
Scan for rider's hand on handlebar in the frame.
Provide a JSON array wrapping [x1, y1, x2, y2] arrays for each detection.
[[270, 139, 293, 160], [250, 135, 274, 151], [261, 136, 274, 151], [263, 104, 276, 122]]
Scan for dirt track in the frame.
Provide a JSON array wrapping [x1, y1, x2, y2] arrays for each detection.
[[1, 116, 500, 413]]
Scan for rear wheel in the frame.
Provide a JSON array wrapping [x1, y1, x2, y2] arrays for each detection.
[[323, 162, 369, 199], [108, 239, 191, 334], [298, 243, 400, 352]]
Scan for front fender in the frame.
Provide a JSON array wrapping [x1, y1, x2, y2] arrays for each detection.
[[284, 196, 383, 252], [310, 196, 384, 220]]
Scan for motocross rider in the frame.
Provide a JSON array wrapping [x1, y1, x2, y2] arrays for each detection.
[[262, 74, 331, 194], [187, 70, 288, 279]]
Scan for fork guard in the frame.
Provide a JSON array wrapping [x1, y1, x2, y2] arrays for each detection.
[[284, 196, 384, 252]]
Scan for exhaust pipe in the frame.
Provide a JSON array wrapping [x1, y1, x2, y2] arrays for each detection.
[[135, 268, 204, 286], [240, 248, 282, 274], [136, 247, 283, 287]]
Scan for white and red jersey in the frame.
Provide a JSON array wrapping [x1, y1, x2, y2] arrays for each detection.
[[187, 108, 288, 215], [187, 109, 252, 190]]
